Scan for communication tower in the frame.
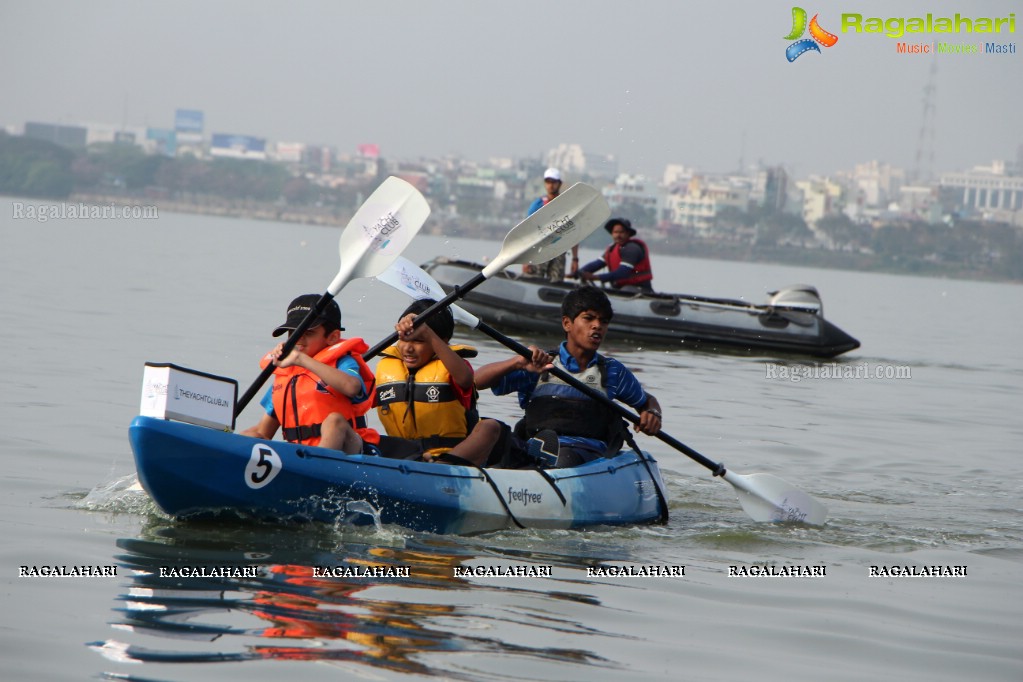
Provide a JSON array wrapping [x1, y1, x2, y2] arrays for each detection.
[[913, 60, 937, 183]]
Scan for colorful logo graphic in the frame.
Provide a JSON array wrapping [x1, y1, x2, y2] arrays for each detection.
[[784, 7, 839, 61]]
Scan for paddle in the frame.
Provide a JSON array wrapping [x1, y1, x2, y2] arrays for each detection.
[[362, 182, 609, 360], [234, 177, 430, 417], [376, 257, 829, 526]]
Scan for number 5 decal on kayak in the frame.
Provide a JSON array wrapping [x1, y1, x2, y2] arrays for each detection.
[[245, 444, 282, 489]]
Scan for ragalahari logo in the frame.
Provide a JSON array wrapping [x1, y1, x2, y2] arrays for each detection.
[[784, 7, 839, 61]]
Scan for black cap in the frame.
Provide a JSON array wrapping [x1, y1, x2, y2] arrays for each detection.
[[604, 217, 636, 237], [272, 294, 344, 337]]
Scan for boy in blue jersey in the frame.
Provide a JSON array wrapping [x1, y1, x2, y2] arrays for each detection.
[[475, 287, 662, 467]]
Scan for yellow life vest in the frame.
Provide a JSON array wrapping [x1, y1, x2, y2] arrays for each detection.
[[374, 345, 477, 455]]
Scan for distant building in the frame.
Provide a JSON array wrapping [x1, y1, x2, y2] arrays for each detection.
[[24, 122, 87, 148], [662, 164, 694, 188], [664, 175, 747, 235], [896, 185, 941, 223], [939, 160, 1023, 224], [842, 160, 905, 208], [174, 109, 205, 156], [546, 143, 586, 175], [145, 128, 177, 157], [750, 166, 788, 212], [794, 177, 843, 228], [605, 173, 660, 221], [273, 141, 306, 164], [210, 133, 267, 160]]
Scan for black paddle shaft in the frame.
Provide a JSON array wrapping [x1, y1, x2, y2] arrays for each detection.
[[235, 292, 338, 417], [475, 321, 727, 477], [363, 272, 487, 360]]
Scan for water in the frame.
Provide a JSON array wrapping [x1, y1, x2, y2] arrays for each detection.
[[2, 197, 1021, 681]]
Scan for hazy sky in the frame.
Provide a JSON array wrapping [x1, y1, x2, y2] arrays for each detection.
[[2, 0, 1019, 179]]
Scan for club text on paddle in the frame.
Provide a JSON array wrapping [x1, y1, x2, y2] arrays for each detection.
[[536, 215, 576, 241], [363, 212, 401, 251]]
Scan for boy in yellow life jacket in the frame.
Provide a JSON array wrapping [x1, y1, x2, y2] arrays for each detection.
[[241, 294, 379, 454], [373, 299, 501, 467]]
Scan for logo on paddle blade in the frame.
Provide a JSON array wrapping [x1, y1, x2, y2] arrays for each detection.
[[398, 266, 435, 297], [363, 212, 401, 252], [536, 215, 576, 245], [773, 495, 809, 522]]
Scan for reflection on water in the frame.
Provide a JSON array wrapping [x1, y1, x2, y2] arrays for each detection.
[[90, 520, 613, 678]]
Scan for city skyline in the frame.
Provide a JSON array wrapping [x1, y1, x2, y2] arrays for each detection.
[[2, 1, 1019, 180]]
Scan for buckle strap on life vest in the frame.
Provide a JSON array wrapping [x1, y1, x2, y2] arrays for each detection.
[[281, 415, 368, 444], [282, 423, 322, 442]]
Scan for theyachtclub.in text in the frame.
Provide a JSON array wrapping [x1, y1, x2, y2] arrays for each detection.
[[12, 201, 159, 223], [765, 362, 912, 382]]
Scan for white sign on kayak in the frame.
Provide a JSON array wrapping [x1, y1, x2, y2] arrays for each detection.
[[139, 362, 237, 431]]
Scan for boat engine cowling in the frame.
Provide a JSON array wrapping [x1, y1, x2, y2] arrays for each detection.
[[768, 285, 823, 316]]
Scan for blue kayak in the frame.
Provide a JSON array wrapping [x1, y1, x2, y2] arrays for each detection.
[[128, 416, 669, 535]]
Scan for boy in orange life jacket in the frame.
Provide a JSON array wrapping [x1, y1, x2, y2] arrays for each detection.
[[240, 295, 379, 454], [373, 299, 502, 467]]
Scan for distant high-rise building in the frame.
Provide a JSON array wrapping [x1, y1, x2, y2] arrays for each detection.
[[751, 166, 788, 212], [547, 143, 586, 175]]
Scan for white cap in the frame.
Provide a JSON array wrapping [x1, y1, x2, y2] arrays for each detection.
[[543, 167, 561, 181]]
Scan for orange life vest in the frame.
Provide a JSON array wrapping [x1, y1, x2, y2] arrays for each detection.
[[603, 237, 653, 288], [260, 338, 379, 447]]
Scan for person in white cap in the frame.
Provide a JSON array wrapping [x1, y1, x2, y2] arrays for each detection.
[[523, 167, 579, 281]]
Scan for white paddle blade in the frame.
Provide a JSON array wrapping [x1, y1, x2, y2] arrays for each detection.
[[377, 257, 481, 329], [722, 471, 828, 525], [482, 183, 609, 278], [329, 177, 430, 295]]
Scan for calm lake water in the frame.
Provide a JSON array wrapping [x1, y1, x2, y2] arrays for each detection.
[[1, 197, 1021, 681]]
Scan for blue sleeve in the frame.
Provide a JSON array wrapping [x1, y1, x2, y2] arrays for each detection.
[[605, 359, 648, 409], [527, 197, 544, 217], [599, 264, 635, 282], [336, 355, 369, 404], [580, 258, 605, 273], [260, 386, 274, 416], [490, 369, 540, 409]]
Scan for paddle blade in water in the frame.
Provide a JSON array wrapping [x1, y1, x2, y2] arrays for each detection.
[[330, 177, 430, 294], [722, 471, 828, 525], [482, 182, 609, 277]]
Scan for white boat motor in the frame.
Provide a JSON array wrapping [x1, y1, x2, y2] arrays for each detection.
[[768, 285, 823, 316]]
